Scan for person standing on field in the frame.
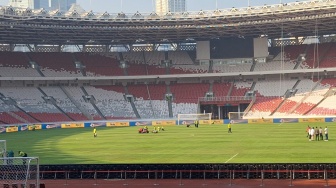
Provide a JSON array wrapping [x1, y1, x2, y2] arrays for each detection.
[[18, 151, 28, 165], [228, 123, 232, 133], [324, 126, 328, 141], [306, 126, 310, 138], [309, 127, 315, 141], [319, 127, 323, 140], [93, 127, 97, 138], [194, 119, 199, 128], [315, 127, 319, 141]]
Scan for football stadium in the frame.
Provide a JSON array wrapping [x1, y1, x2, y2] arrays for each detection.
[[1, 0, 336, 187]]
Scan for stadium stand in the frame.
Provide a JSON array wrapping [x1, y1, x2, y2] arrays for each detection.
[[40, 87, 88, 121], [75, 53, 124, 76], [0, 52, 40, 77], [84, 86, 136, 119], [28, 52, 82, 77]]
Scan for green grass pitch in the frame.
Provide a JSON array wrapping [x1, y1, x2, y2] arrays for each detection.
[[1, 122, 335, 164]]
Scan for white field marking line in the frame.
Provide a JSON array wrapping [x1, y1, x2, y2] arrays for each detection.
[[225, 153, 239, 163]]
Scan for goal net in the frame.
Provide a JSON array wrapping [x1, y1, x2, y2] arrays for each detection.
[[177, 113, 212, 125], [228, 112, 245, 120], [0, 157, 40, 188], [0, 140, 6, 158]]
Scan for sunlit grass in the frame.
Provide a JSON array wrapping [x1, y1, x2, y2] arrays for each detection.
[[1, 123, 334, 164]]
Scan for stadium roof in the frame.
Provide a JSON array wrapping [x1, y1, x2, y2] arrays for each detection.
[[0, 0, 336, 45]]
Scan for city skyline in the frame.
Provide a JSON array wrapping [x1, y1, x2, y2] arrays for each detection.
[[8, 0, 76, 11], [1, 0, 307, 13], [155, 0, 186, 16]]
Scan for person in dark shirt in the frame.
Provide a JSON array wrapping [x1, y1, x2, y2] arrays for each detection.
[[18, 151, 28, 165]]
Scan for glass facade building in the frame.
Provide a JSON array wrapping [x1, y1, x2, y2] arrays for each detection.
[[9, 0, 76, 11], [156, 0, 186, 16]]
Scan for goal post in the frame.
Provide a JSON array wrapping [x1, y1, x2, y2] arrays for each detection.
[[228, 112, 245, 120], [177, 113, 212, 125], [0, 157, 40, 188]]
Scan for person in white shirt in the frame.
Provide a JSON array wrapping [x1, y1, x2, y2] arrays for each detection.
[[324, 126, 328, 141], [309, 128, 315, 141]]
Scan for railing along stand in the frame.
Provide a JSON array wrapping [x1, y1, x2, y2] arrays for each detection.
[[93, 171, 98, 186], [202, 170, 207, 186], [229, 170, 233, 187], [289, 170, 294, 187], [324, 169, 329, 187], [154, 170, 159, 186], [260, 170, 264, 187], [123, 171, 128, 186], [64, 171, 68, 186], [179, 170, 184, 186]]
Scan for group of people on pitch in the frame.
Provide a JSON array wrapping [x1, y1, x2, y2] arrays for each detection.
[[138, 126, 165, 134], [306, 126, 328, 141]]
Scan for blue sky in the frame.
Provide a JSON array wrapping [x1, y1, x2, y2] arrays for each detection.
[[0, 0, 307, 13]]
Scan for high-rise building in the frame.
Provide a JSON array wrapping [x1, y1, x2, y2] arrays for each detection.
[[50, 0, 76, 12], [8, 0, 34, 9], [155, 0, 186, 16], [9, 0, 76, 11]]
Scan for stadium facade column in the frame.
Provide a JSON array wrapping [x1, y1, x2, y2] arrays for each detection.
[[10, 44, 15, 51], [294, 37, 299, 45], [57, 45, 61, 52]]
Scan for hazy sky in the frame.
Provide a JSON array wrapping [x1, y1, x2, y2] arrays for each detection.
[[0, 0, 307, 13]]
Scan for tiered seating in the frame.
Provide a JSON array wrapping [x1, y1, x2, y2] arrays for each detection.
[[253, 61, 296, 71], [147, 65, 167, 75], [28, 112, 71, 122], [127, 84, 168, 118], [284, 44, 307, 60], [13, 111, 39, 123], [75, 53, 124, 76], [212, 64, 252, 73], [212, 82, 231, 97], [66, 113, 88, 121], [320, 43, 336, 68], [303, 43, 332, 68], [84, 86, 135, 119], [151, 100, 169, 118], [248, 97, 283, 117], [320, 58, 336, 68], [307, 95, 336, 116], [0, 87, 58, 114], [293, 89, 328, 115], [320, 78, 336, 87], [0, 52, 28, 66], [127, 64, 147, 75], [168, 51, 194, 65], [172, 103, 198, 117], [254, 80, 297, 97], [41, 87, 87, 121], [0, 112, 23, 124], [171, 65, 209, 74], [295, 79, 322, 95], [123, 51, 164, 65], [133, 100, 169, 119], [128, 84, 167, 100], [0, 52, 40, 77], [63, 86, 102, 119], [231, 81, 253, 97], [29, 52, 82, 77], [274, 95, 304, 116], [170, 83, 209, 103]]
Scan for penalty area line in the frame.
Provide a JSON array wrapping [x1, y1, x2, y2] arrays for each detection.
[[224, 153, 239, 163]]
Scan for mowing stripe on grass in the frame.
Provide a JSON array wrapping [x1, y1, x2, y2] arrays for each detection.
[[225, 153, 239, 163]]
